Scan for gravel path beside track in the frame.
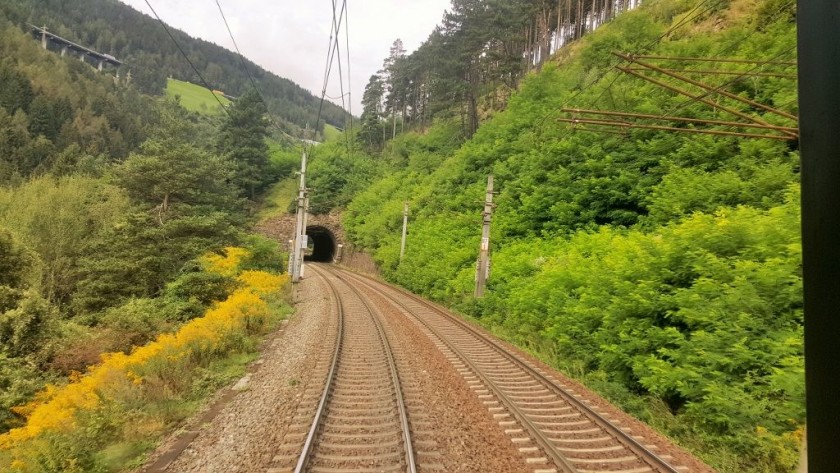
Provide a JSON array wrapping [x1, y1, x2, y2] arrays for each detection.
[[143, 276, 331, 473]]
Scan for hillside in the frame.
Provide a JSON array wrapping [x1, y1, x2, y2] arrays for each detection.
[[0, 0, 349, 138], [311, 0, 803, 471], [165, 78, 231, 115]]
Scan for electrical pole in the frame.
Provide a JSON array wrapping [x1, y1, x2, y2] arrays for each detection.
[[400, 201, 409, 261], [475, 175, 494, 298], [290, 151, 307, 283], [301, 194, 310, 278], [798, 1, 840, 470]]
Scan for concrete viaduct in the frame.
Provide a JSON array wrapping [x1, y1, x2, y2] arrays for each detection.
[[30, 24, 123, 72]]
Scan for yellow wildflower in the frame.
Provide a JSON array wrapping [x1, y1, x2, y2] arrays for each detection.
[[0, 251, 287, 457]]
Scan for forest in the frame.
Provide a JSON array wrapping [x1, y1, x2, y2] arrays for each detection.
[[312, 0, 804, 471], [0, 7, 294, 469], [0, 0, 350, 137], [359, 0, 645, 146]]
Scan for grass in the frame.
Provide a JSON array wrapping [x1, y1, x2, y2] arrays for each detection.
[[165, 78, 231, 115], [323, 124, 344, 142], [257, 178, 298, 223], [98, 350, 268, 470]]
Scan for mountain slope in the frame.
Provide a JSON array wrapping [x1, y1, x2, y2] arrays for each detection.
[[0, 0, 349, 137]]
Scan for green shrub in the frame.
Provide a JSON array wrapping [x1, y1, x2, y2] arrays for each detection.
[[0, 354, 43, 432], [240, 234, 285, 273], [0, 292, 57, 359], [99, 298, 174, 349], [162, 262, 240, 321]]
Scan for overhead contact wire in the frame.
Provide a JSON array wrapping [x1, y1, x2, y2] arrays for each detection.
[[215, 0, 288, 134], [143, 0, 230, 117]]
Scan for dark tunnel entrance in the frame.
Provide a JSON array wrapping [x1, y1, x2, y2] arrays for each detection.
[[304, 225, 337, 262]]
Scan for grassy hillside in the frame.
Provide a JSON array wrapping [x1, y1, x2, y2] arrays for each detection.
[[165, 78, 231, 115], [317, 0, 804, 471]]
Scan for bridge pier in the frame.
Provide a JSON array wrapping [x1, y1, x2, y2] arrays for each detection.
[[40, 25, 47, 49]]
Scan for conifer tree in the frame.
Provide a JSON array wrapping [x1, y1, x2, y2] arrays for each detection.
[[216, 89, 271, 199], [359, 74, 385, 150]]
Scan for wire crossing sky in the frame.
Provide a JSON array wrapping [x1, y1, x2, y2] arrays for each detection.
[[118, 0, 452, 113]]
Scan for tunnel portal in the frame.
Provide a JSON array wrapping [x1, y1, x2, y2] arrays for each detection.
[[304, 225, 337, 262]]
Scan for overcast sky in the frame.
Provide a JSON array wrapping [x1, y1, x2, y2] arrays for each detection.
[[117, 0, 452, 114]]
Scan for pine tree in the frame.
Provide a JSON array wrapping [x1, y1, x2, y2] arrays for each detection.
[[382, 39, 407, 139], [359, 74, 385, 150], [216, 89, 271, 199]]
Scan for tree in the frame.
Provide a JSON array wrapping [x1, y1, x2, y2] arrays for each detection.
[[0, 229, 30, 312], [114, 140, 241, 219], [0, 60, 33, 114], [217, 89, 272, 199], [0, 176, 130, 305], [74, 135, 243, 313], [359, 74, 385, 150], [382, 39, 407, 139]]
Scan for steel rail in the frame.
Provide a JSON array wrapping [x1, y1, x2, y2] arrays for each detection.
[[338, 267, 682, 473], [624, 67, 798, 79], [616, 52, 799, 122], [615, 65, 799, 137], [320, 265, 417, 473], [292, 268, 344, 473]]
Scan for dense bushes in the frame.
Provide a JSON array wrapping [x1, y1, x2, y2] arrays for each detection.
[[0, 176, 130, 306], [481, 191, 803, 469]]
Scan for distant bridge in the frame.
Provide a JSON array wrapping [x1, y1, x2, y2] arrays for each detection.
[[29, 24, 123, 71]]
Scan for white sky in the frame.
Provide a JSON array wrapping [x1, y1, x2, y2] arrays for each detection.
[[117, 0, 452, 114]]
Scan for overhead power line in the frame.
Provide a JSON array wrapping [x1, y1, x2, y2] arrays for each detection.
[[328, 0, 351, 149], [314, 0, 347, 142], [142, 0, 229, 117], [214, 0, 291, 136], [344, 0, 353, 135]]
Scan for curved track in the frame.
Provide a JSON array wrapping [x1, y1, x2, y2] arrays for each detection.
[[268, 265, 416, 473], [324, 265, 686, 473]]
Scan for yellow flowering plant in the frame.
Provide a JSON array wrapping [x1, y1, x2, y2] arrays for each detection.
[[0, 246, 288, 471]]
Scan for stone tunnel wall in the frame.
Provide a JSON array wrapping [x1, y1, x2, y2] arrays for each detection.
[[256, 211, 345, 250], [255, 211, 379, 275]]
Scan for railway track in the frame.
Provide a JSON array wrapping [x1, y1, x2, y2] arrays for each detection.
[[327, 265, 688, 473], [267, 265, 416, 473]]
